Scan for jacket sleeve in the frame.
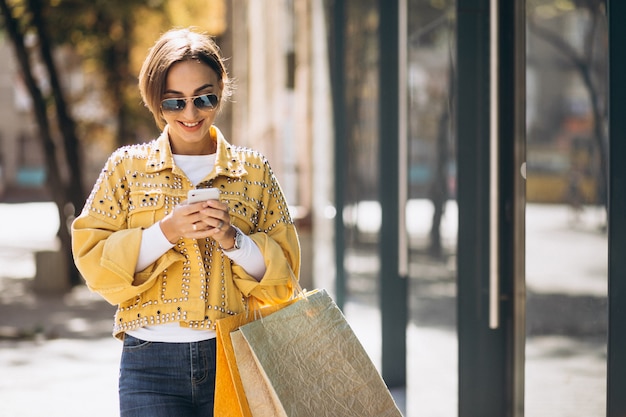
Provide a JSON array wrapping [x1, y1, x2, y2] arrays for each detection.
[[71, 153, 181, 305], [230, 158, 301, 305]]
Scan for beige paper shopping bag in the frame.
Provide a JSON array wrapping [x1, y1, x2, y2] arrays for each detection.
[[230, 329, 288, 417]]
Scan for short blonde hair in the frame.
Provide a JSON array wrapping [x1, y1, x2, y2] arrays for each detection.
[[138, 28, 232, 130]]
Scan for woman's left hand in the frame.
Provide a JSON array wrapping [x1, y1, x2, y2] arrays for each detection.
[[195, 200, 236, 248]]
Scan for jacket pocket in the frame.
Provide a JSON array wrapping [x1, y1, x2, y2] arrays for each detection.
[[128, 190, 165, 229]]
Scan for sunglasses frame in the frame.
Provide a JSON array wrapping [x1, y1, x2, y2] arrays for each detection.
[[160, 94, 219, 112]]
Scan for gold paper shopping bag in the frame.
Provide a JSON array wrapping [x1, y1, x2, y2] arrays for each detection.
[[214, 297, 299, 417]]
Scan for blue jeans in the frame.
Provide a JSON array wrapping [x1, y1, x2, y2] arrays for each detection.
[[119, 335, 216, 417]]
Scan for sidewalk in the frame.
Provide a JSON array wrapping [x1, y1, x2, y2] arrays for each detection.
[[0, 281, 121, 416]]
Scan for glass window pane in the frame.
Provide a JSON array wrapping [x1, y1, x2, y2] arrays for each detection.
[[525, 1, 608, 415], [405, 1, 458, 415], [339, 2, 458, 416], [340, 0, 382, 380]]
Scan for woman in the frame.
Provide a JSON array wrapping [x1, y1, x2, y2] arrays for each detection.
[[72, 28, 300, 417]]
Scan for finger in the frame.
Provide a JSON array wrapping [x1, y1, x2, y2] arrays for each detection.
[[191, 221, 213, 234], [204, 199, 228, 210], [201, 218, 225, 231], [173, 203, 201, 221], [185, 201, 210, 213], [198, 206, 230, 225]]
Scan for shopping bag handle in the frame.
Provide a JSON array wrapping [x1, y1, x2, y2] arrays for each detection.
[[246, 275, 307, 321]]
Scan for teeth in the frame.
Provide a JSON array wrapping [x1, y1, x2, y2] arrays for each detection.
[[182, 121, 200, 127]]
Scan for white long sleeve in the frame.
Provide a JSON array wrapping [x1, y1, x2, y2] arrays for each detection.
[[221, 233, 267, 280], [135, 222, 175, 272], [136, 223, 266, 280]]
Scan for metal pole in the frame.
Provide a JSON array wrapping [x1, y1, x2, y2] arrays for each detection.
[[607, 1, 626, 415], [330, 0, 347, 309], [379, 0, 408, 388]]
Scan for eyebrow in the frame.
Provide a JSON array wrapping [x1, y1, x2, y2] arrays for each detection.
[[163, 83, 214, 96]]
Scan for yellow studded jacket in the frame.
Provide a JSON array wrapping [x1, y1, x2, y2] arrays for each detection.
[[72, 126, 300, 339]]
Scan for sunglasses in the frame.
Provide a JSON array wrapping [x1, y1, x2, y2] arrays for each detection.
[[160, 94, 219, 112]]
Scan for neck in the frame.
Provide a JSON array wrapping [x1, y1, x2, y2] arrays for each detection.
[[168, 126, 217, 155]]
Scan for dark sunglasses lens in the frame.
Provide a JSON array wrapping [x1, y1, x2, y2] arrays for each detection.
[[162, 98, 185, 111], [194, 94, 218, 109]]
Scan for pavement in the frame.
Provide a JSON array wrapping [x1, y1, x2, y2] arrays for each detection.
[[0, 201, 608, 416]]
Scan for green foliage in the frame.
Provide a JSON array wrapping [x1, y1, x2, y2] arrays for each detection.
[[0, 0, 231, 149]]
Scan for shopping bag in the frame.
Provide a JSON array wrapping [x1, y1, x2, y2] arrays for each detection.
[[214, 297, 300, 417], [231, 289, 403, 417], [230, 329, 288, 417]]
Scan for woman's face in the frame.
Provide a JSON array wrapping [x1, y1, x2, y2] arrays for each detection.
[[161, 60, 222, 155]]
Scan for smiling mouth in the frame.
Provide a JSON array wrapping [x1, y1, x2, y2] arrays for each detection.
[[180, 120, 201, 127]]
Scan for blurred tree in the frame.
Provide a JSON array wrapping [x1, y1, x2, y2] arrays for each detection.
[[45, 0, 168, 146], [0, 0, 84, 285], [528, 0, 608, 208], [0, 0, 164, 287], [343, 0, 378, 217], [165, 0, 226, 35], [407, 0, 455, 257], [44, 0, 226, 147]]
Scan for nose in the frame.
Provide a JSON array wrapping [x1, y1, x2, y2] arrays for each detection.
[[181, 99, 199, 118]]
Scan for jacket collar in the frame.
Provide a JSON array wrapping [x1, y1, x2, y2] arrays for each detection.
[[145, 125, 248, 180]]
